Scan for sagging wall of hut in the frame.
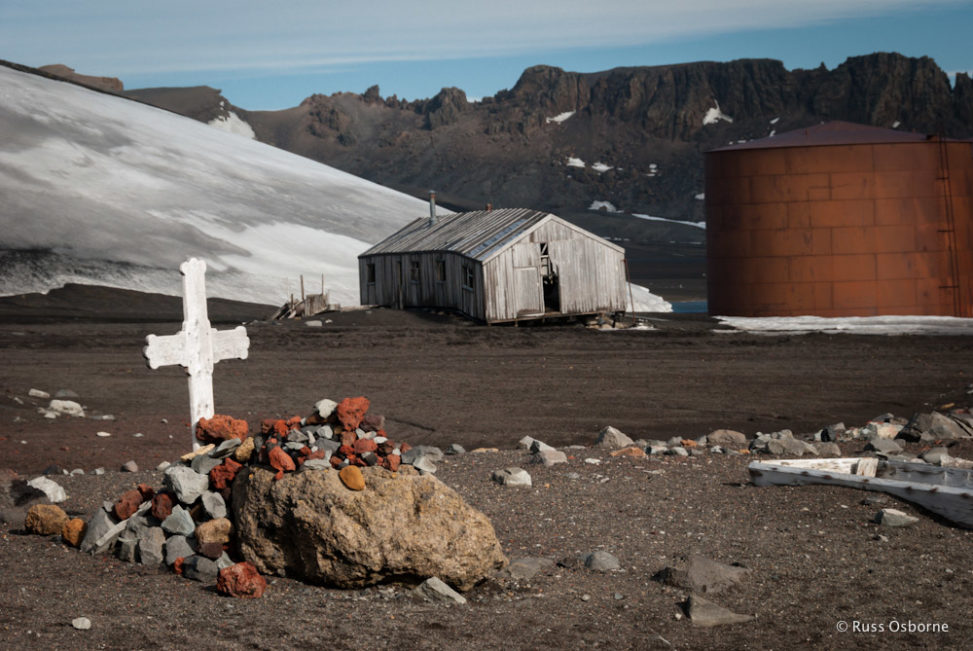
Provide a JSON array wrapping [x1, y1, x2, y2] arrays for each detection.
[[706, 140, 973, 317], [482, 218, 628, 322], [359, 252, 485, 320]]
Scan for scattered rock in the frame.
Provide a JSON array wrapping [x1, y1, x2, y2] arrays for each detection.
[[62, 518, 86, 547], [866, 438, 902, 455], [920, 447, 951, 465], [196, 517, 233, 545], [415, 576, 467, 604], [71, 617, 92, 630], [532, 449, 568, 466], [26, 476, 66, 503], [196, 414, 249, 445], [596, 425, 635, 450], [217, 562, 267, 598], [164, 466, 210, 504], [183, 554, 220, 582], [139, 527, 166, 566], [48, 399, 84, 418], [491, 467, 532, 487], [446, 443, 466, 455], [504, 557, 556, 580], [28, 388, 50, 399], [876, 508, 919, 527], [162, 505, 196, 537], [584, 550, 620, 572], [685, 594, 754, 627], [233, 466, 506, 590], [165, 535, 194, 566], [202, 491, 227, 519], [707, 429, 747, 448], [610, 446, 647, 459], [25, 503, 69, 535], [816, 442, 842, 457], [655, 554, 750, 594]]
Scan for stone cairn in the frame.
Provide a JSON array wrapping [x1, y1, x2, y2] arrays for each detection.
[[46, 396, 419, 598]]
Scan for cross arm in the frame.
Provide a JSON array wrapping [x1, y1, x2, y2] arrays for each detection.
[[143, 333, 187, 369]]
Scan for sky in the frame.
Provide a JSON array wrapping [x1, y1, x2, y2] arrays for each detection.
[[2, 1, 971, 111]]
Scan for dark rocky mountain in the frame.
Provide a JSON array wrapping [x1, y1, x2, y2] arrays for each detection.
[[25, 53, 972, 299]]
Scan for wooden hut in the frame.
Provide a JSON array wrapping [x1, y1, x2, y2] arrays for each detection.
[[358, 208, 628, 323]]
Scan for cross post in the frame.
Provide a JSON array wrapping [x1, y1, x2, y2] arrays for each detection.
[[143, 258, 250, 449]]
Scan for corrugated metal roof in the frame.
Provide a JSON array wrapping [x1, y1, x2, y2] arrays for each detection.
[[709, 120, 949, 152], [360, 208, 553, 261]]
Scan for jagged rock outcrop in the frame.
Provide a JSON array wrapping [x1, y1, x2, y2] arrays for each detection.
[[38, 64, 124, 93]]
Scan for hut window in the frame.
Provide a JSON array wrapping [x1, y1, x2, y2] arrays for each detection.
[[410, 260, 421, 283], [462, 264, 474, 290], [366, 263, 376, 284], [435, 259, 446, 282]]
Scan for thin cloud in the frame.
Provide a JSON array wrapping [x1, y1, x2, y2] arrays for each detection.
[[1, 0, 966, 76]]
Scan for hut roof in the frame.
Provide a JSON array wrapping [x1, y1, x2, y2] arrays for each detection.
[[709, 120, 955, 152], [361, 208, 618, 262]]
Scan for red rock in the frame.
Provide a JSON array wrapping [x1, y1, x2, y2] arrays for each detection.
[[136, 483, 155, 501], [173, 557, 185, 576], [260, 419, 277, 435], [209, 458, 243, 491], [386, 453, 401, 472], [286, 415, 303, 429], [345, 453, 360, 466], [337, 444, 355, 457], [330, 455, 343, 468], [340, 430, 357, 447], [362, 413, 385, 431], [353, 438, 378, 455], [62, 518, 86, 547], [196, 414, 249, 444], [268, 446, 296, 480], [305, 449, 326, 461], [336, 396, 370, 431], [113, 489, 144, 520], [377, 441, 395, 456], [151, 491, 176, 521], [399, 442, 412, 453], [217, 562, 267, 599]]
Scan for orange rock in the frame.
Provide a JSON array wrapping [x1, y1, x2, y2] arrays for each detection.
[[385, 453, 401, 472], [339, 465, 365, 491], [336, 396, 370, 431], [353, 438, 378, 455], [62, 518, 86, 547], [268, 446, 296, 480], [151, 491, 175, 521], [25, 504, 69, 536], [610, 446, 647, 459], [196, 414, 249, 444], [173, 557, 185, 576], [217, 562, 267, 599], [681, 439, 698, 448], [340, 430, 357, 447]]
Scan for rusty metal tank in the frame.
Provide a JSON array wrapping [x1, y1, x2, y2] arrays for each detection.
[[705, 121, 973, 317]]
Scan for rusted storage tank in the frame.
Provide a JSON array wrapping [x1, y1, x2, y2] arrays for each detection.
[[705, 121, 973, 317]]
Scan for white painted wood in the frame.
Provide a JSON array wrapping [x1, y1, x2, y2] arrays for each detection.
[[749, 458, 973, 529], [143, 258, 250, 449]]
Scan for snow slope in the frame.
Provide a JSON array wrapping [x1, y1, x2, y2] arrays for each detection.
[[0, 65, 432, 305]]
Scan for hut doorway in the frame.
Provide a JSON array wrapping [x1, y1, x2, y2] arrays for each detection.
[[539, 243, 560, 313]]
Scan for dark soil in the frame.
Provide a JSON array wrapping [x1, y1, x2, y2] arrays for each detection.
[[1, 290, 971, 649]]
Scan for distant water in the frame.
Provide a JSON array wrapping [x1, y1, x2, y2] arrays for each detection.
[[671, 300, 708, 314]]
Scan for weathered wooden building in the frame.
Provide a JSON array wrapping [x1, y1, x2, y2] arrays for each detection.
[[358, 208, 629, 323]]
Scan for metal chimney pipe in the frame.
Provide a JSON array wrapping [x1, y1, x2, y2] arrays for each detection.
[[429, 190, 437, 225]]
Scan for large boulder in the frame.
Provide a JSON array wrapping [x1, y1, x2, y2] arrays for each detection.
[[232, 466, 507, 590]]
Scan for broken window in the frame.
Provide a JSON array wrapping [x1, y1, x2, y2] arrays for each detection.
[[366, 263, 376, 284], [410, 260, 421, 283], [462, 264, 474, 290]]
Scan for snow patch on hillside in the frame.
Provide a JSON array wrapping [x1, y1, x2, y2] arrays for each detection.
[[628, 283, 672, 313], [566, 156, 585, 168], [591, 162, 613, 173], [546, 111, 575, 124], [208, 111, 256, 139], [703, 101, 733, 126], [633, 213, 705, 229], [589, 201, 621, 213]]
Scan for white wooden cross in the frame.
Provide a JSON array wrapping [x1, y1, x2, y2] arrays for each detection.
[[143, 258, 250, 449]]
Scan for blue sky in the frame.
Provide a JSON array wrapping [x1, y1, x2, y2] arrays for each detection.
[[2, 1, 971, 111]]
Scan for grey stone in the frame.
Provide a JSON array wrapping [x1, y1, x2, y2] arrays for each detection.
[[532, 449, 568, 466], [518, 436, 537, 450], [164, 465, 210, 504], [165, 535, 195, 566], [121, 460, 138, 473], [71, 617, 91, 630], [284, 441, 306, 452], [706, 429, 747, 449], [28, 388, 50, 399], [124, 513, 151, 538], [504, 557, 556, 580], [287, 429, 309, 444], [139, 527, 166, 566], [54, 389, 80, 399], [816, 442, 842, 457], [317, 439, 340, 455], [182, 555, 219, 582], [305, 320, 322, 327], [597, 426, 634, 449], [411, 455, 437, 474], [766, 437, 806, 456], [491, 467, 532, 487], [584, 550, 620, 572], [302, 458, 330, 470], [80, 510, 118, 553], [212, 438, 242, 457], [928, 412, 970, 440], [920, 447, 951, 465], [876, 508, 919, 527], [116, 535, 138, 563], [361, 451, 379, 466], [415, 445, 444, 462], [866, 438, 903, 455], [162, 505, 196, 536], [26, 476, 67, 503], [48, 399, 84, 417], [685, 594, 754, 627], [655, 555, 750, 594], [646, 441, 669, 455], [415, 577, 467, 605], [216, 552, 234, 571], [191, 454, 222, 476], [202, 491, 227, 519], [667, 436, 684, 448], [668, 446, 689, 457], [529, 439, 556, 454], [445, 443, 466, 455], [315, 399, 338, 419]]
